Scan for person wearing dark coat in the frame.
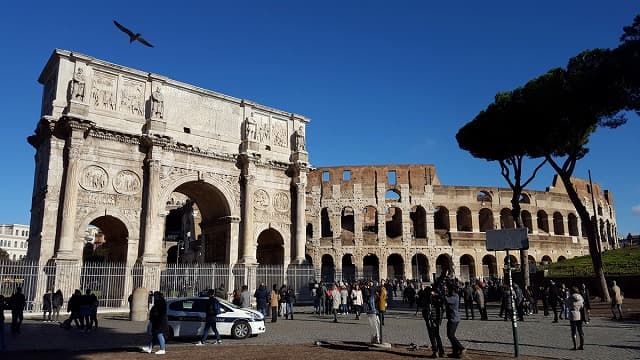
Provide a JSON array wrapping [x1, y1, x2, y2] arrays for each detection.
[[422, 286, 445, 358], [0, 295, 8, 351], [196, 289, 222, 345], [253, 283, 269, 317], [9, 287, 26, 334], [65, 289, 83, 329], [42, 289, 53, 322], [52, 290, 64, 322], [141, 292, 168, 354]]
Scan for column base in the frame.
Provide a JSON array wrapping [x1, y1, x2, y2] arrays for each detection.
[[54, 251, 79, 261]]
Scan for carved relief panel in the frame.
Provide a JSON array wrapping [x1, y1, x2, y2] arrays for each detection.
[[113, 170, 141, 195], [91, 71, 117, 111], [253, 188, 291, 224], [79, 166, 108, 192], [119, 78, 146, 117], [271, 118, 288, 148]]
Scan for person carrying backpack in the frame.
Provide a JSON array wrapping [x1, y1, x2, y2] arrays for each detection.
[[196, 290, 221, 345]]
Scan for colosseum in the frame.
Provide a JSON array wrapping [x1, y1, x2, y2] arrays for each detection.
[[304, 164, 618, 283]]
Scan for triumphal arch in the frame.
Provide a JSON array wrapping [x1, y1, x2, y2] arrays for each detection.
[[27, 50, 310, 275]]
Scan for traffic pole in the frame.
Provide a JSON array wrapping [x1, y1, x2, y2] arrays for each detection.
[[507, 249, 520, 357]]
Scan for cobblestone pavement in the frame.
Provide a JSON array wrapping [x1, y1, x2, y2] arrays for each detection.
[[4, 303, 639, 359]]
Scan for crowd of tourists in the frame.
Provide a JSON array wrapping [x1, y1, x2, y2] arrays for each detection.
[[0, 275, 626, 356]]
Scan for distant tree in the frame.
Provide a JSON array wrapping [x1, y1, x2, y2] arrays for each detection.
[[0, 248, 10, 262]]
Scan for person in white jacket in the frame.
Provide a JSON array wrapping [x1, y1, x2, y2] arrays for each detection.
[[351, 284, 363, 320], [568, 286, 585, 351]]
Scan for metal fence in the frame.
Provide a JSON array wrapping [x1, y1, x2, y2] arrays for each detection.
[[0, 260, 317, 312]]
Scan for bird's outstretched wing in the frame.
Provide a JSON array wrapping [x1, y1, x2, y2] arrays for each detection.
[[137, 37, 154, 48], [113, 20, 134, 37]]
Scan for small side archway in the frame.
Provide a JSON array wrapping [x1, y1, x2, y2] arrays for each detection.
[[321, 254, 335, 283], [363, 254, 380, 281], [387, 253, 405, 280], [256, 229, 284, 265]]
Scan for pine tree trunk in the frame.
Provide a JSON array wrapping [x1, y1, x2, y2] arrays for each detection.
[[555, 173, 610, 302], [511, 197, 530, 288]]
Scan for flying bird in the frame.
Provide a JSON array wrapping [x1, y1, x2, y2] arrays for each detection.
[[113, 20, 154, 47]]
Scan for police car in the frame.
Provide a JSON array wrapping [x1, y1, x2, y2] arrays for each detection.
[[166, 296, 265, 339]]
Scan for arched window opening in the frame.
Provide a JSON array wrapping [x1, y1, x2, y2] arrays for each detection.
[[521, 210, 533, 234], [459, 254, 476, 282], [568, 214, 579, 236], [363, 254, 380, 281], [477, 191, 492, 205], [387, 254, 404, 280], [385, 207, 403, 239], [342, 254, 356, 283], [411, 254, 429, 282], [321, 254, 335, 283], [321, 208, 332, 238], [456, 207, 472, 232], [541, 255, 552, 265], [385, 189, 400, 202], [479, 208, 494, 232], [436, 254, 452, 277], [537, 210, 549, 233], [434, 206, 450, 231], [306, 223, 313, 239], [553, 212, 564, 235], [410, 206, 426, 238], [500, 208, 515, 229], [519, 193, 531, 204]]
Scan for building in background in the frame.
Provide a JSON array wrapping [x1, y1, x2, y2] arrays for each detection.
[[0, 224, 29, 261]]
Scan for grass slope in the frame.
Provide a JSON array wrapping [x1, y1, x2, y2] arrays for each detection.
[[542, 245, 640, 277]]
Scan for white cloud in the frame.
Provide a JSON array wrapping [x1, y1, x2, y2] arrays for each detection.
[[633, 205, 640, 216]]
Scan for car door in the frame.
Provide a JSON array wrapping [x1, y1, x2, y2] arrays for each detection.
[[180, 299, 205, 336], [215, 302, 235, 335]]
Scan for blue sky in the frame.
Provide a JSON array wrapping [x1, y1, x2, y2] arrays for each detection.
[[0, 1, 638, 236]]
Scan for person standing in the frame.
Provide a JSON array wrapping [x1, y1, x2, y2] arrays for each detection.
[[445, 286, 465, 358], [52, 290, 64, 322], [141, 292, 168, 355], [366, 282, 381, 344], [609, 281, 624, 321], [0, 295, 8, 351], [422, 286, 445, 358], [42, 288, 53, 322], [253, 283, 268, 317], [568, 286, 585, 350], [240, 285, 251, 309], [377, 281, 388, 326], [269, 284, 280, 323], [474, 284, 487, 320], [278, 285, 287, 317], [196, 290, 221, 345], [351, 284, 363, 320], [462, 282, 474, 320], [9, 287, 26, 334], [331, 284, 341, 323], [284, 287, 296, 320], [548, 281, 561, 323]]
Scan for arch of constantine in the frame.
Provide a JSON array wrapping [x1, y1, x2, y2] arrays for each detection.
[[20, 50, 618, 307]]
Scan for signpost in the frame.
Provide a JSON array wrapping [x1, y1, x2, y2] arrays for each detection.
[[487, 228, 529, 358]]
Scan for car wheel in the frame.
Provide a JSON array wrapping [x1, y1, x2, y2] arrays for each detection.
[[231, 321, 251, 339]]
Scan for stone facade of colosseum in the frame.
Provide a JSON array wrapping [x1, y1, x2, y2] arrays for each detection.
[[305, 164, 617, 283]]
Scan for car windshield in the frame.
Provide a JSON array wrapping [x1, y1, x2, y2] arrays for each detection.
[[217, 297, 240, 309]]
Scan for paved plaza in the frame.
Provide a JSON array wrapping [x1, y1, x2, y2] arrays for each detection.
[[3, 302, 639, 359]]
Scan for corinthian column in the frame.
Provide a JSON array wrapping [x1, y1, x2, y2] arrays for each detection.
[[293, 182, 307, 264], [142, 159, 162, 263], [241, 174, 257, 263], [57, 140, 82, 259]]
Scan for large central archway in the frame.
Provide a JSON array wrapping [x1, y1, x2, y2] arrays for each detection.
[[411, 253, 429, 281], [363, 254, 380, 281], [256, 229, 284, 265], [387, 253, 404, 280], [163, 180, 231, 263]]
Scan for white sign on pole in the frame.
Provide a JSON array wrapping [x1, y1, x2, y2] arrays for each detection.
[[486, 228, 529, 251]]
